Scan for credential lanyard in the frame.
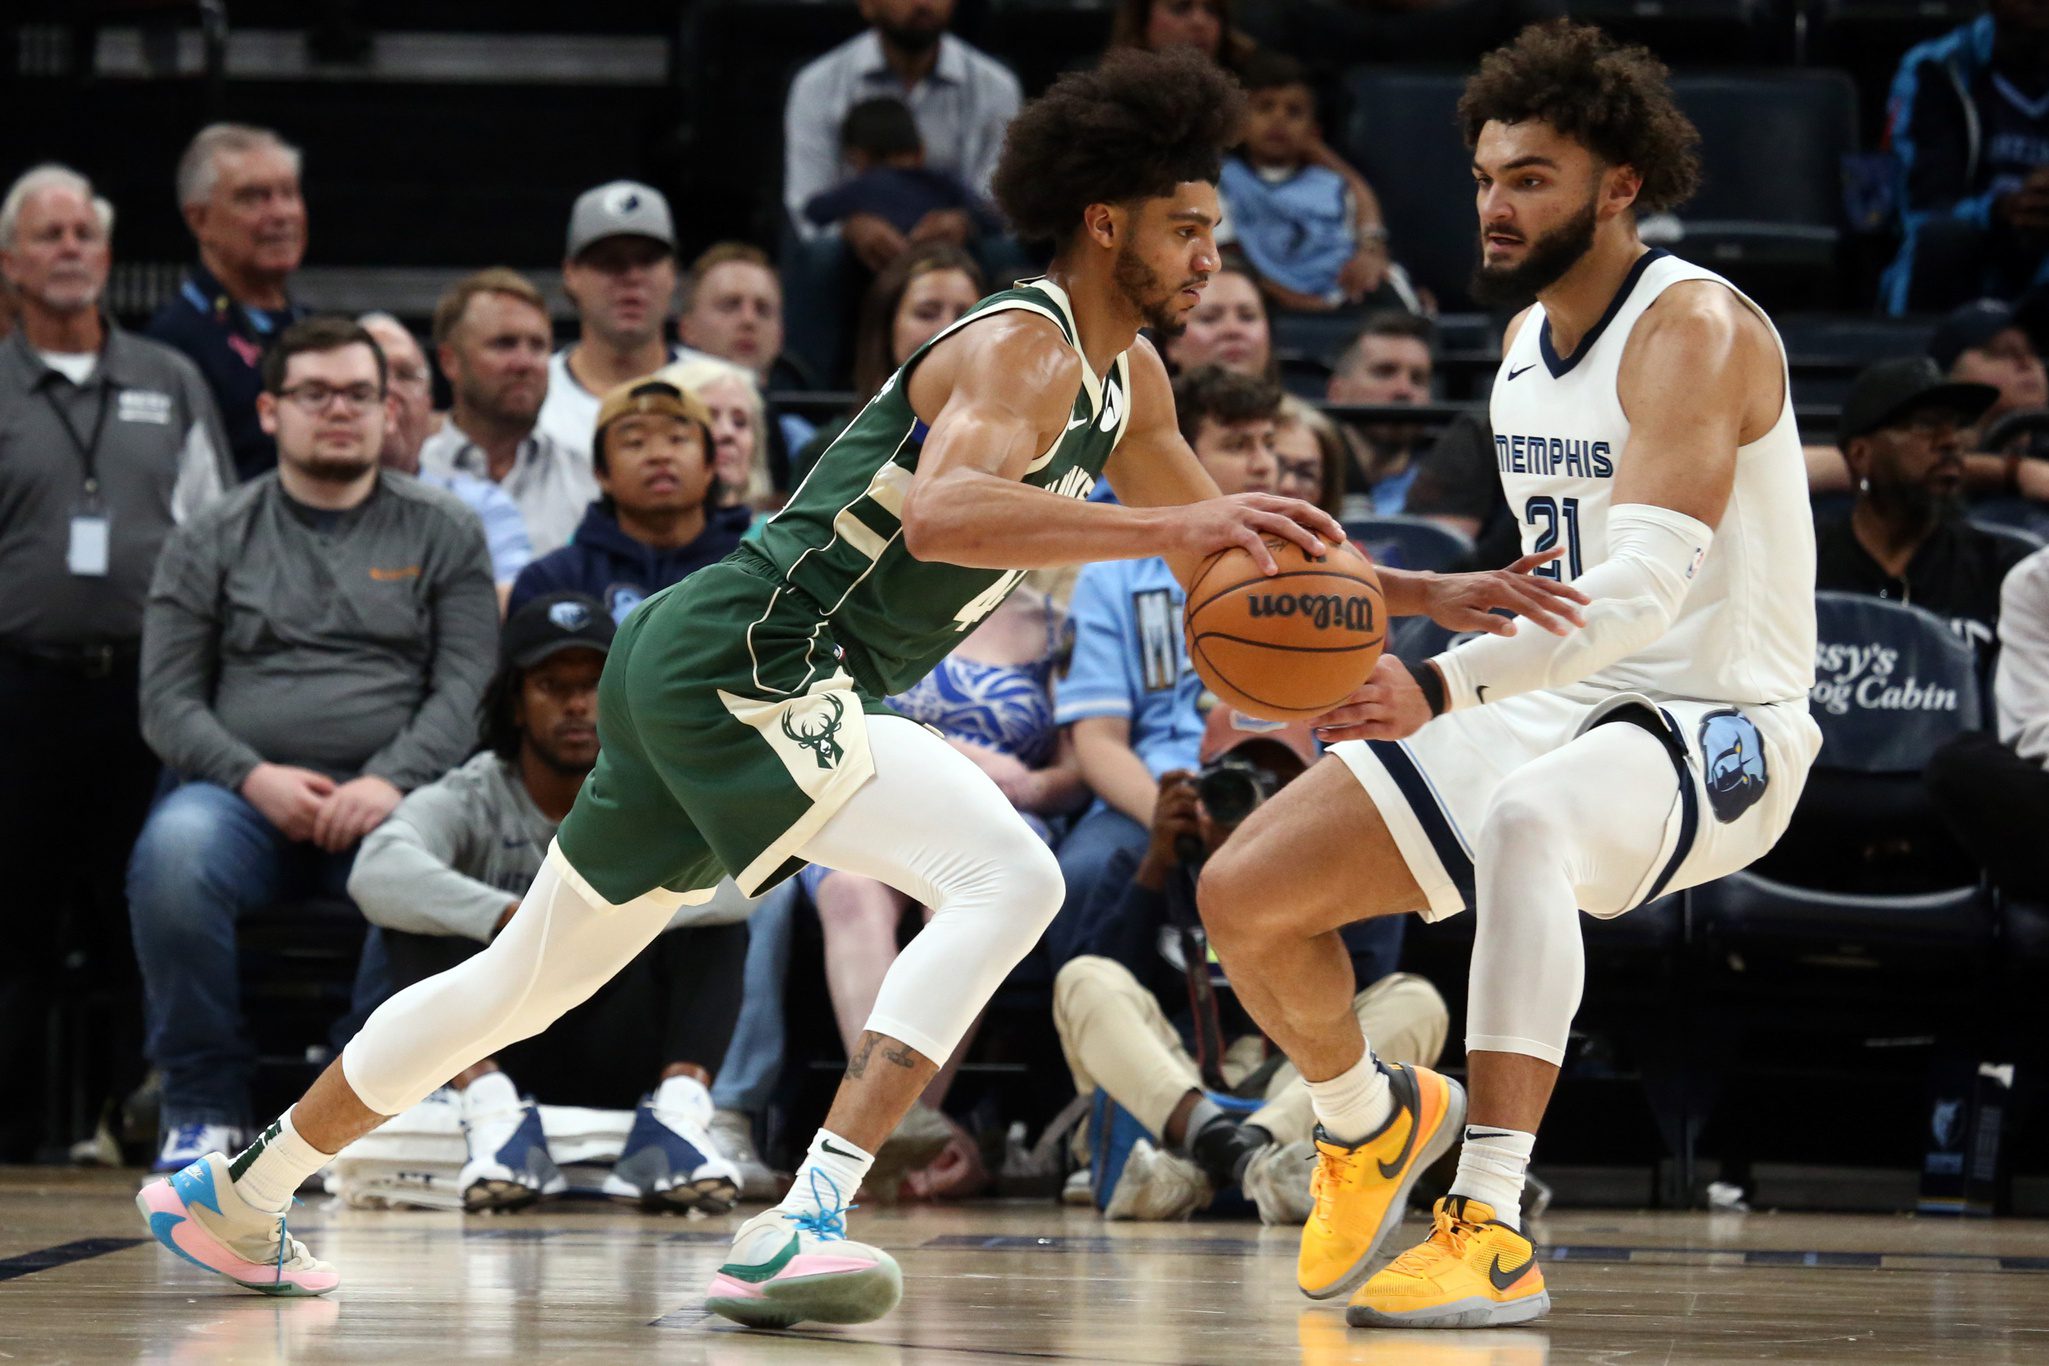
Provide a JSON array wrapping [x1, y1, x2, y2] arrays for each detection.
[[43, 380, 114, 505]]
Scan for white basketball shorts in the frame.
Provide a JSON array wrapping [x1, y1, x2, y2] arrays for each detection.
[[1330, 686, 1822, 921]]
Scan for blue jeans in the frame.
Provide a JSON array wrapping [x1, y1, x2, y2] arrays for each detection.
[[711, 880, 798, 1115], [1046, 805, 1151, 970], [126, 780, 368, 1131]]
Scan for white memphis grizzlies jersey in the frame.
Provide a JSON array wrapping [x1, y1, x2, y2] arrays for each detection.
[[1490, 249, 1815, 705]]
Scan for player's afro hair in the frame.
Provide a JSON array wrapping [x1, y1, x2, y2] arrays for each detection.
[[992, 47, 1246, 247], [1458, 20, 1701, 215]]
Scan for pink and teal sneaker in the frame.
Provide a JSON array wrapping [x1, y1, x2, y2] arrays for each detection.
[[705, 1174, 901, 1328], [136, 1153, 339, 1296]]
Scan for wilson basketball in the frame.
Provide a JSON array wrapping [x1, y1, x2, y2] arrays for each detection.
[[1184, 537, 1385, 721]]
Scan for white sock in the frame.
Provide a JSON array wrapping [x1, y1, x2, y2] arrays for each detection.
[[1451, 1125, 1536, 1229], [776, 1129, 874, 1223], [1306, 1048, 1393, 1146], [229, 1107, 335, 1215], [652, 1073, 713, 1122], [459, 1070, 520, 1120]]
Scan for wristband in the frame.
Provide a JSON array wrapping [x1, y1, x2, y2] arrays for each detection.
[[1404, 658, 1447, 717]]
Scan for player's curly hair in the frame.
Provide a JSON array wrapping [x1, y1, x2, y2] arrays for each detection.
[[1458, 20, 1701, 214], [991, 47, 1246, 247], [1173, 364, 1281, 445]]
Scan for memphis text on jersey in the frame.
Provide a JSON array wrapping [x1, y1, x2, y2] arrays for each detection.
[[1494, 433, 1616, 479]]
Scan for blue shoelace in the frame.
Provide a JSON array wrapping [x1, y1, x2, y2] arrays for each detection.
[[273, 1195, 301, 1283], [784, 1169, 855, 1240]]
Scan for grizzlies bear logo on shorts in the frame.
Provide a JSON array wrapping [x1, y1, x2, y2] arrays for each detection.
[[1700, 709, 1768, 823]]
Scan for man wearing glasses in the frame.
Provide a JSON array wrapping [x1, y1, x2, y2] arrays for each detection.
[[127, 316, 500, 1174]]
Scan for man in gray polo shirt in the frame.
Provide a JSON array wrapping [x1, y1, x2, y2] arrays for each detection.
[[127, 316, 497, 1171], [0, 162, 232, 1161]]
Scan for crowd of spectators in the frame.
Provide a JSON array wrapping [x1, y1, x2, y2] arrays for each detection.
[[7, 0, 2049, 1215]]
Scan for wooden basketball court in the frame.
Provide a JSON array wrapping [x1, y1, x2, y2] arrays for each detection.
[[3, 1168, 2045, 1362]]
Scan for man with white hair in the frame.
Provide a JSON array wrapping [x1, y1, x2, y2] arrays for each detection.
[[146, 123, 310, 481], [0, 162, 234, 1160], [359, 312, 532, 603]]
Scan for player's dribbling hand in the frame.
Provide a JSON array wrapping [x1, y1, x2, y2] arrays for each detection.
[[1311, 654, 1436, 744], [1420, 546, 1590, 636], [1178, 493, 1346, 574]]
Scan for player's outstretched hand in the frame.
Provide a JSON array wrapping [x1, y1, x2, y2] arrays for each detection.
[[1312, 655, 1434, 744], [1420, 546, 1590, 637], [1174, 493, 1346, 575]]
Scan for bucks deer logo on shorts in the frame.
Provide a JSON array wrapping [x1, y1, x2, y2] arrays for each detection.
[[781, 693, 846, 770], [1699, 709, 1768, 823]]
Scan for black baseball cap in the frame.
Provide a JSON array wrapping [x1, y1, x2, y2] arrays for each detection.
[[1836, 357, 1998, 450], [501, 592, 614, 669], [1929, 299, 2022, 372]]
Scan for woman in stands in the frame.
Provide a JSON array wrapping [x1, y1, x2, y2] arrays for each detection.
[[792, 245, 986, 484], [1162, 263, 1278, 383], [662, 354, 777, 512]]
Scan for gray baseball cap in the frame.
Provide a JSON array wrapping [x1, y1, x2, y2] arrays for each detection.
[[566, 180, 676, 259]]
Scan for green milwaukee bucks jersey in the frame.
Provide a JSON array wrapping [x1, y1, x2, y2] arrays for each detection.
[[743, 277, 1132, 695]]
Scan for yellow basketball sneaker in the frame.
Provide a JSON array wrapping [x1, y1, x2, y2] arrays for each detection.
[[1346, 1195, 1550, 1328], [1297, 1060, 1466, 1300]]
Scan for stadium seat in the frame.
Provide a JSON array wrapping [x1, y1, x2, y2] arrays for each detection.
[[1655, 72, 1861, 307], [1565, 0, 1791, 65], [1346, 515, 1475, 574], [1709, 591, 1991, 949], [1340, 68, 1479, 310]]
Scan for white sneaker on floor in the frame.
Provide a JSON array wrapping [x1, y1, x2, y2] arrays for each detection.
[[1062, 1167, 1094, 1207], [154, 1123, 246, 1173], [710, 1108, 782, 1201], [1241, 1139, 1316, 1226], [704, 1176, 902, 1328], [458, 1074, 565, 1212], [1104, 1139, 1210, 1221], [604, 1075, 741, 1213]]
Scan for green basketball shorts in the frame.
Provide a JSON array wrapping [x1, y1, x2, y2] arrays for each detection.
[[555, 552, 894, 904]]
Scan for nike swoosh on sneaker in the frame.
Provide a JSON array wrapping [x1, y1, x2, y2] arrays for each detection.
[[1489, 1253, 1533, 1291], [1375, 1068, 1422, 1181], [1506, 365, 1535, 381], [717, 1234, 801, 1284]]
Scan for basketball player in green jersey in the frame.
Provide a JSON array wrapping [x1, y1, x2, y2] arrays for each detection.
[[136, 47, 1585, 1330]]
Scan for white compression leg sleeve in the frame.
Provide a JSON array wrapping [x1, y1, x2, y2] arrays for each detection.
[[1465, 718, 1681, 1067], [341, 850, 680, 1116], [795, 714, 1066, 1065]]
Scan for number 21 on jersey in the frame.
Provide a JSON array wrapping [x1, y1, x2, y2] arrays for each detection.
[[1525, 496, 1582, 580]]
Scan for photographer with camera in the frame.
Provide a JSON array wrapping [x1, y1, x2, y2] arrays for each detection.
[[1051, 704, 1448, 1223]]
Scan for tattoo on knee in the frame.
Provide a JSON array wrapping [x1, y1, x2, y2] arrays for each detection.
[[846, 1031, 921, 1079]]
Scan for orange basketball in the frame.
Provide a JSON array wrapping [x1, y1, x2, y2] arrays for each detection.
[[1184, 537, 1385, 721]]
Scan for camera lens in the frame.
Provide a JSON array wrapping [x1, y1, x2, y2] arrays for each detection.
[[1198, 765, 1262, 827]]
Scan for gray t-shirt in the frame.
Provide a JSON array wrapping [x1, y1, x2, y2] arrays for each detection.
[[141, 471, 498, 791], [0, 326, 231, 646], [349, 750, 762, 941], [348, 750, 555, 942]]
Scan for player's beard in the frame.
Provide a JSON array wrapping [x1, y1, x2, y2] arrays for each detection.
[[1114, 239, 1190, 337], [294, 451, 377, 483], [1470, 193, 1600, 309]]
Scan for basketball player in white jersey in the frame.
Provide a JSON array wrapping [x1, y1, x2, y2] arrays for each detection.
[[1197, 21, 1821, 1328]]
